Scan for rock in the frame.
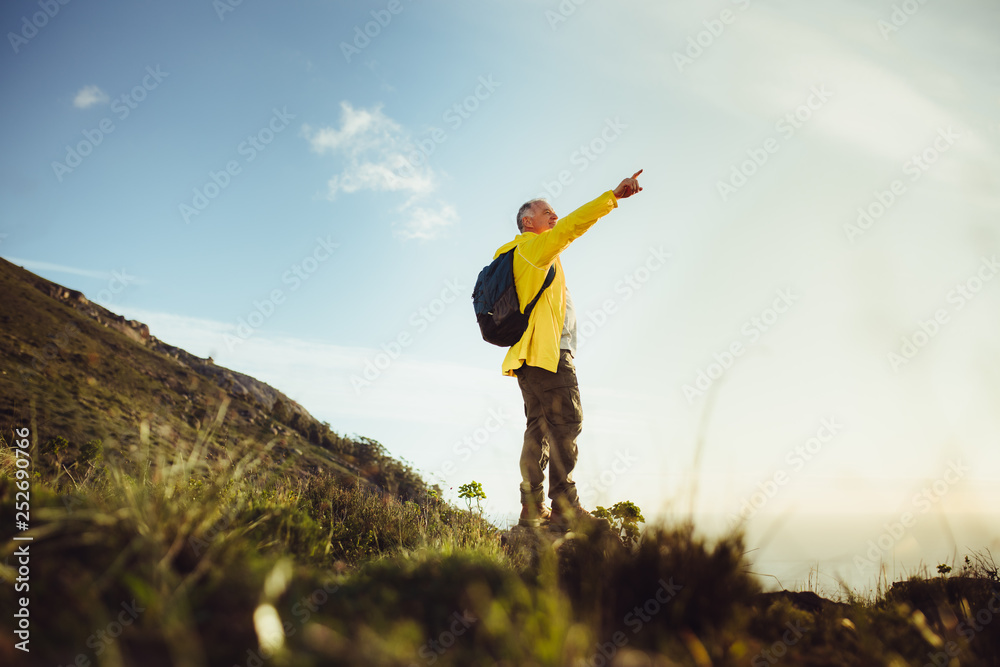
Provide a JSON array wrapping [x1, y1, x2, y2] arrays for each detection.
[[501, 521, 623, 569], [753, 590, 848, 614]]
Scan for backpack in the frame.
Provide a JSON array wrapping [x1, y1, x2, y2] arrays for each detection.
[[472, 246, 556, 347]]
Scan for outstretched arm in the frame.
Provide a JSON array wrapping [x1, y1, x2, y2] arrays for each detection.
[[613, 169, 644, 199]]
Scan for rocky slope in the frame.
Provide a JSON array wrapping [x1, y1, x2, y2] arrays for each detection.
[[0, 256, 430, 499]]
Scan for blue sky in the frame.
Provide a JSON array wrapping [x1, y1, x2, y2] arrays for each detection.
[[3, 0, 999, 591]]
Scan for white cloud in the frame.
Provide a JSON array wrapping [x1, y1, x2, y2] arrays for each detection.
[[394, 203, 459, 241], [303, 101, 435, 199], [73, 85, 109, 109], [4, 257, 112, 280], [304, 101, 459, 240]]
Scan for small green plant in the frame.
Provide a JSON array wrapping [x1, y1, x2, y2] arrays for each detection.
[[458, 481, 486, 513], [77, 439, 103, 467], [937, 563, 952, 576], [594, 500, 645, 548], [43, 436, 70, 457]]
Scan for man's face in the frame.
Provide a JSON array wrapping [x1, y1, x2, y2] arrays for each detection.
[[526, 201, 558, 233]]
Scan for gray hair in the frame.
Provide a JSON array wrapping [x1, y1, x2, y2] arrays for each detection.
[[516, 198, 547, 232]]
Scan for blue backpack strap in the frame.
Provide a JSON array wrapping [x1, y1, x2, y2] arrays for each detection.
[[523, 262, 556, 315]]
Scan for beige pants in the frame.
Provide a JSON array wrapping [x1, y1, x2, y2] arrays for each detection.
[[514, 350, 582, 507]]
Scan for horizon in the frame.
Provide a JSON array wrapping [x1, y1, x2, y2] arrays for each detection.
[[3, 0, 999, 594]]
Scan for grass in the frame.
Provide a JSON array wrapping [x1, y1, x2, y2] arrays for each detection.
[[2, 258, 999, 665], [2, 422, 999, 666]]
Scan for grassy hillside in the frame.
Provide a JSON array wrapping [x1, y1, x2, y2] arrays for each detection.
[[1, 438, 998, 666], [1, 257, 998, 665], [0, 256, 429, 500]]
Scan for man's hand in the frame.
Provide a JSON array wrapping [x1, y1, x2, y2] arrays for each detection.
[[613, 169, 643, 199]]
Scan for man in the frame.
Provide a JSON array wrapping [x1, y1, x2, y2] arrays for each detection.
[[495, 170, 644, 529]]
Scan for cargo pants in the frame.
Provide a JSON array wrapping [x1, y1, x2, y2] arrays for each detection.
[[514, 349, 581, 508]]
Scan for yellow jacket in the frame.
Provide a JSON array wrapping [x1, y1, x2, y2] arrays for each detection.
[[496, 191, 619, 376]]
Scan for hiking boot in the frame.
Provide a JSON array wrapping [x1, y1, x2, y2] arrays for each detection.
[[550, 503, 609, 532], [518, 502, 551, 527]]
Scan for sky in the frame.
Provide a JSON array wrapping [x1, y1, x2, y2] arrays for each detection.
[[2, 0, 999, 593]]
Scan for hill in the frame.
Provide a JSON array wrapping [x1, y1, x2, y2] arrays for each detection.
[[0, 256, 429, 499], [1, 256, 998, 666]]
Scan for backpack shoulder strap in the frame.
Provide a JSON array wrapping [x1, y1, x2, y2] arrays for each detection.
[[520, 251, 556, 315]]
